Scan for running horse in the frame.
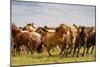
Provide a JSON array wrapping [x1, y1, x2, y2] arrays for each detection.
[[11, 23, 42, 55], [41, 24, 68, 56]]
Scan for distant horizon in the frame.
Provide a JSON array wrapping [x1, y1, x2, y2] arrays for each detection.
[[12, 0, 96, 27]]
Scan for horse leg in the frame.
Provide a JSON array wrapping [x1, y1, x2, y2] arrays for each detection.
[[64, 44, 71, 56], [24, 46, 28, 55], [20, 46, 23, 55], [59, 49, 64, 56], [86, 42, 91, 54], [68, 47, 73, 54], [47, 47, 52, 56], [82, 45, 86, 56], [76, 46, 80, 57], [64, 47, 69, 56], [26, 47, 29, 54], [68, 44, 73, 54], [22, 45, 27, 55], [27, 46, 33, 55], [12, 44, 16, 56], [27, 41, 34, 55], [59, 45, 66, 56], [73, 46, 77, 57], [16, 45, 20, 55], [13, 42, 19, 55], [43, 44, 52, 56], [59, 45, 63, 55], [91, 45, 95, 54], [30, 47, 34, 55], [86, 45, 90, 54], [13, 48, 16, 56]]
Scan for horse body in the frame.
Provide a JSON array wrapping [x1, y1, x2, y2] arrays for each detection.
[[42, 24, 68, 56], [73, 25, 87, 57], [11, 23, 43, 55], [63, 27, 74, 56], [11, 23, 96, 57], [86, 30, 96, 54]]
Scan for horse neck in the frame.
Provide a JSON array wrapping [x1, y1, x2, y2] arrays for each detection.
[[68, 29, 72, 35], [90, 32, 95, 38], [79, 30, 87, 41], [88, 28, 93, 35], [55, 31, 64, 38]]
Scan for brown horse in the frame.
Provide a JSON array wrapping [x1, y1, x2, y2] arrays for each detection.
[[86, 27, 96, 54], [35, 27, 48, 38], [62, 27, 74, 56], [72, 24, 88, 57], [41, 24, 68, 56], [11, 23, 42, 55]]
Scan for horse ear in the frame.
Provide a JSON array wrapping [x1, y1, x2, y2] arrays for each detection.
[[73, 24, 78, 28], [73, 24, 79, 31], [60, 24, 65, 28], [61, 24, 68, 30]]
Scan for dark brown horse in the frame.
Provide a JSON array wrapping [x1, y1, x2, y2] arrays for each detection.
[[72, 24, 87, 57], [86, 27, 96, 54]]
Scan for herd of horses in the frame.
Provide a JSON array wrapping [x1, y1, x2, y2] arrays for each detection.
[[11, 23, 96, 57]]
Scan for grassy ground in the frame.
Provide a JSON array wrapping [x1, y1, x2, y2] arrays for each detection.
[[11, 47, 96, 66]]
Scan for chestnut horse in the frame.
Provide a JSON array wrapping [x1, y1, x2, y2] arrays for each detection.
[[41, 24, 68, 56], [11, 23, 42, 55]]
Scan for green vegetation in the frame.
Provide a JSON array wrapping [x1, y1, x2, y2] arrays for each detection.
[[11, 47, 96, 66]]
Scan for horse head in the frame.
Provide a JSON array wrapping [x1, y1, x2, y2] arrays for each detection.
[[11, 23, 21, 38], [56, 24, 68, 34], [36, 27, 48, 37]]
